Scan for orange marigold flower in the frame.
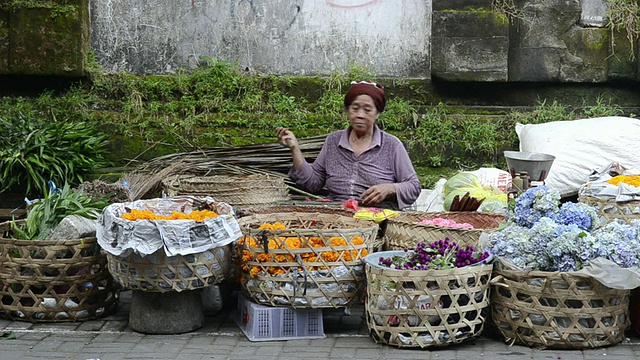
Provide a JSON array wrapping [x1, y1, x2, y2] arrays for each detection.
[[329, 237, 347, 247], [275, 254, 293, 263], [242, 250, 253, 262], [351, 236, 364, 245], [321, 251, 339, 262], [256, 253, 272, 262], [285, 237, 302, 249], [269, 267, 286, 276], [607, 175, 640, 188], [250, 267, 261, 278], [309, 237, 324, 247], [258, 222, 286, 230], [121, 208, 218, 221]]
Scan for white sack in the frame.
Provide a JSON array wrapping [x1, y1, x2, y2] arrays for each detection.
[[516, 116, 640, 197]]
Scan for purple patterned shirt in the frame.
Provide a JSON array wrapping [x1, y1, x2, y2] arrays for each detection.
[[289, 126, 421, 210]]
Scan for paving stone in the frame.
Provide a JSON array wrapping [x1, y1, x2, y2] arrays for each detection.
[[76, 320, 106, 331]]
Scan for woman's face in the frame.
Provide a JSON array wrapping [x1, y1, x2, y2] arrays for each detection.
[[347, 94, 379, 134]]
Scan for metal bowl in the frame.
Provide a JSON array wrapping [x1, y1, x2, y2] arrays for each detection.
[[504, 151, 555, 181]]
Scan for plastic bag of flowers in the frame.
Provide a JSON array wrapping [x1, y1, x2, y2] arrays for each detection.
[[236, 212, 378, 308], [484, 185, 640, 349], [362, 239, 493, 348]]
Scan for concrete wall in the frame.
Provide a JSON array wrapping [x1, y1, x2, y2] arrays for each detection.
[[89, 0, 431, 77]]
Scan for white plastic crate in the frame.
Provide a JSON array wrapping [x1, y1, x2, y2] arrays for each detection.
[[236, 294, 325, 341]]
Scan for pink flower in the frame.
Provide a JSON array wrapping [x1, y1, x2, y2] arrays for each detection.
[[418, 218, 474, 229]]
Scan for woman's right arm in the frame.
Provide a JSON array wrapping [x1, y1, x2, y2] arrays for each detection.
[[276, 127, 306, 170], [277, 127, 327, 193]]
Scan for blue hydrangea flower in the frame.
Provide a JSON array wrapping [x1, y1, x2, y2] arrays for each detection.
[[489, 186, 640, 271], [511, 186, 561, 228], [556, 202, 600, 232]]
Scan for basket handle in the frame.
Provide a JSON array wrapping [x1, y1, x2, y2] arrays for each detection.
[[258, 229, 270, 253], [293, 254, 308, 296], [490, 275, 509, 288]]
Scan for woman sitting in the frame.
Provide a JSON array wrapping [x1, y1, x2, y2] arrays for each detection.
[[276, 80, 421, 210]]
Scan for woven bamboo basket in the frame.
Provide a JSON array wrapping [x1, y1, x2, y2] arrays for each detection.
[[237, 212, 378, 308], [384, 211, 504, 250], [578, 194, 640, 225], [106, 244, 233, 292], [246, 204, 355, 218], [162, 174, 290, 207], [364, 251, 493, 348], [491, 264, 630, 349], [244, 205, 384, 251], [0, 221, 119, 323]]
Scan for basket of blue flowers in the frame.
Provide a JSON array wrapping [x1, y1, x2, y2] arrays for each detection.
[[485, 186, 634, 349]]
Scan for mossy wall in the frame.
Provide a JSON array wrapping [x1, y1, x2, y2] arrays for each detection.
[[0, 0, 89, 76]]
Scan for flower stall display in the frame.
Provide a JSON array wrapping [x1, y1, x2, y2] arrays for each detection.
[[364, 240, 493, 348], [236, 212, 378, 308], [97, 196, 241, 292], [486, 186, 636, 349], [383, 211, 504, 251], [578, 161, 640, 225]]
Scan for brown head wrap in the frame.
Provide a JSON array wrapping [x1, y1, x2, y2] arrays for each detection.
[[344, 81, 386, 113]]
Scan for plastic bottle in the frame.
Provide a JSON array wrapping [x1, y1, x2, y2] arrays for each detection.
[[519, 171, 530, 190]]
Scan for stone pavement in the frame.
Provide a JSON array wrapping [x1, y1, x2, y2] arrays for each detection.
[[0, 289, 639, 360]]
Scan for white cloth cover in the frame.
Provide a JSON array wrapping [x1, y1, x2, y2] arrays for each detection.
[[516, 116, 640, 197]]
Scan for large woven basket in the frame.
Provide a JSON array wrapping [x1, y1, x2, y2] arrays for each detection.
[[384, 211, 504, 250], [162, 174, 290, 207], [491, 264, 630, 349], [237, 212, 378, 308], [0, 221, 119, 323], [364, 251, 493, 348], [578, 194, 640, 225], [245, 204, 355, 218], [106, 244, 232, 292]]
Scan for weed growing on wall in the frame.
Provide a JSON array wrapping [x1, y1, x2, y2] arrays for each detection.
[[605, 0, 640, 60]]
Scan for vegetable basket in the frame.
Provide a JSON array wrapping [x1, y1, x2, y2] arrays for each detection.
[[0, 221, 119, 322], [236, 212, 378, 308], [578, 194, 640, 225], [162, 174, 290, 207], [106, 244, 233, 292], [384, 211, 504, 250], [363, 251, 493, 348], [491, 263, 630, 349]]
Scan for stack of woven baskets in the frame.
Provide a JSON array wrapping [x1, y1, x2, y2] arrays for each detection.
[[162, 174, 290, 208]]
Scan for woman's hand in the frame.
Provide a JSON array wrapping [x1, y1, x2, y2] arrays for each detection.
[[276, 127, 299, 149], [361, 183, 396, 206]]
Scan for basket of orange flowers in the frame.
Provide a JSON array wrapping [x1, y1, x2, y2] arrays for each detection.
[[236, 212, 379, 308], [97, 196, 242, 292]]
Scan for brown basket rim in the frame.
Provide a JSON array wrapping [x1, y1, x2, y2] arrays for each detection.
[[238, 212, 378, 231], [387, 211, 504, 231]]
